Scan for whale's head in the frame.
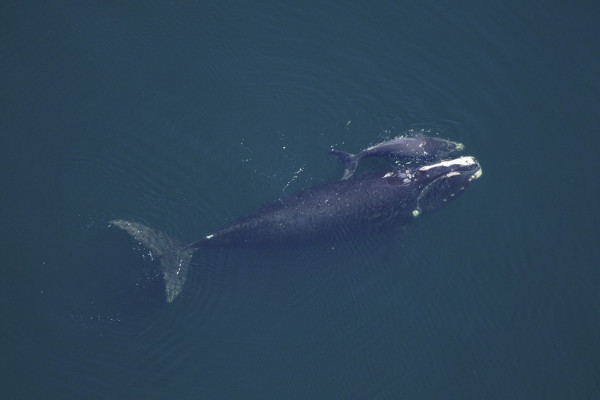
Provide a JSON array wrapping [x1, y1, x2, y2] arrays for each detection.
[[444, 139, 465, 155], [422, 137, 465, 158], [413, 156, 482, 213]]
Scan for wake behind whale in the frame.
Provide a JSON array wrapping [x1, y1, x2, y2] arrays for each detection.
[[112, 146, 482, 303]]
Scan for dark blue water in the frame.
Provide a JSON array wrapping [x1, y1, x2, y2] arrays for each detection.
[[2, 1, 599, 399]]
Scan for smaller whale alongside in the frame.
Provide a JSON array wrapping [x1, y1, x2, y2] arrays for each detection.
[[329, 135, 465, 179]]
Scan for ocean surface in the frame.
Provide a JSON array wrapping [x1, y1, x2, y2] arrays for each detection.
[[1, 1, 599, 399]]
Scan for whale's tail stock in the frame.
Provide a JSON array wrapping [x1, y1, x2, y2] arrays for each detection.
[[110, 219, 195, 303], [328, 150, 359, 180]]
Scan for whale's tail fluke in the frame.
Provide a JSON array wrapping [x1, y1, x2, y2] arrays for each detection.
[[110, 219, 196, 303], [328, 150, 359, 180]]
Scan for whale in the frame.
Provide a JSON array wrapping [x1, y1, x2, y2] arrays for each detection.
[[329, 135, 465, 179], [111, 155, 482, 302]]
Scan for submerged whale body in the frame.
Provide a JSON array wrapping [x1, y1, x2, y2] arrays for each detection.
[[112, 155, 482, 302], [329, 135, 465, 179]]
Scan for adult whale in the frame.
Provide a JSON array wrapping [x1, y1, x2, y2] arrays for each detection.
[[111, 156, 482, 302], [329, 135, 465, 179]]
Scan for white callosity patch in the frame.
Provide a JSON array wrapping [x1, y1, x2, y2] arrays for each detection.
[[382, 169, 414, 183], [418, 156, 477, 171], [471, 169, 483, 180]]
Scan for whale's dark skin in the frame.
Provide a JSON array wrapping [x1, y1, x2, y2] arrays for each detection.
[[111, 156, 481, 302], [329, 136, 465, 179], [191, 170, 420, 248]]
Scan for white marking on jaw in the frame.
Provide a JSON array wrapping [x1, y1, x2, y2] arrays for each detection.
[[471, 169, 483, 180], [418, 156, 477, 171]]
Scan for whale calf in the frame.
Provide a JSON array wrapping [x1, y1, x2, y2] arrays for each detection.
[[112, 155, 481, 302], [329, 136, 464, 179]]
